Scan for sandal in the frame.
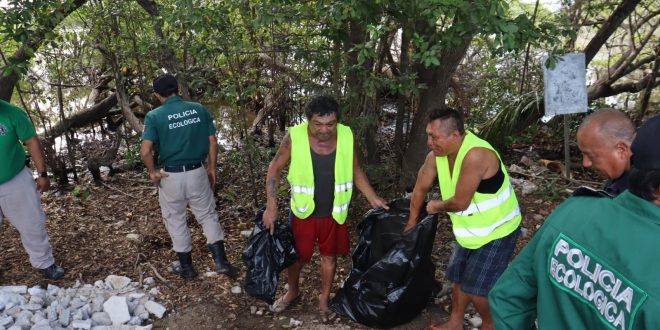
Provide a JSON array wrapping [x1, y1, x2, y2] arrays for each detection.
[[319, 309, 338, 324], [269, 293, 300, 313]]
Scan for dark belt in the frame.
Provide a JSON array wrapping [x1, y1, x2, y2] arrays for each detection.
[[163, 162, 202, 173]]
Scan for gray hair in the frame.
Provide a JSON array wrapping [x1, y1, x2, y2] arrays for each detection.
[[578, 108, 635, 144]]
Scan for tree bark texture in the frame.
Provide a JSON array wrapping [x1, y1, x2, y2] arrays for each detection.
[[583, 0, 643, 65], [41, 93, 118, 140], [95, 44, 144, 133], [135, 0, 191, 100], [399, 14, 477, 189], [394, 28, 411, 165]]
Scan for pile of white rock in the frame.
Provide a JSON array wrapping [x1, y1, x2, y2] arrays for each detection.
[[0, 275, 166, 330]]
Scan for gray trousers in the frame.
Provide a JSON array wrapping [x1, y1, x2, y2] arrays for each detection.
[[0, 167, 55, 269], [158, 166, 224, 253]]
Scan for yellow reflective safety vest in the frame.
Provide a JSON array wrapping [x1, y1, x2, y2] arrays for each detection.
[[436, 132, 521, 249], [287, 123, 354, 224]]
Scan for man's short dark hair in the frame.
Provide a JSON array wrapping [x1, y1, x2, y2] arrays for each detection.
[[629, 167, 660, 202], [428, 107, 465, 135], [305, 95, 340, 121], [152, 74, 179, 97]]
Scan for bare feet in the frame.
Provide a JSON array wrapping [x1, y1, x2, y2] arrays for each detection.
[[319, 309, 338, 324], [318, 293, 330, 311], [427, 319, 464, 330]]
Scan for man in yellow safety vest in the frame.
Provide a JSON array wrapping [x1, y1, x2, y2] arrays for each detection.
[[404, 107, 521, 330], [263, 95, 388, 322]]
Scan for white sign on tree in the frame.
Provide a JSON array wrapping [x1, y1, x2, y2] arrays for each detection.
[[543, 53, 588, 116]]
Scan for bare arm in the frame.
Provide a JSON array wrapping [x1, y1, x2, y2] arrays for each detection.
[[426, 147, 499, 214], [207, 135, 218, 188], [353, 152, 388, 209], [404, 152, 437, 231], [24, 136, 50, 192], [263, 133, 292, 234], [140, 140, 167, 185]]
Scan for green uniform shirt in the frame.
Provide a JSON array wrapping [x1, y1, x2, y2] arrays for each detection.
[[0, 100, 36, 184], [489, 191, 660, 330], [141, 96, 216, 166]]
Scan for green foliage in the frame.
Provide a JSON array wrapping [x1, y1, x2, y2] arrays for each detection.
[[1, 0, 653, 183], [1, 56, 28, 77], [478, 91, 544, 145], [72, 185, 90, 200], [0, 0, 84, 79], [539, 176, 563, 202], [1, 1, 57, 43], [123, 136, 141, 167]]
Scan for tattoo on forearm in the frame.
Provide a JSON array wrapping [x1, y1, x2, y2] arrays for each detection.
[[267, 178, 277, 198], [281, 134, 291, 149]]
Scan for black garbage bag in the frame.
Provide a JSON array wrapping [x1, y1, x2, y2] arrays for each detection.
[[242, 209, 298, 304], [330, 199, 438, 328]]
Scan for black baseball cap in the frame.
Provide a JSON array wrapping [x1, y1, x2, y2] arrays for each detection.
[[631, 115, 660, 170], [152, 74, 178, 96]]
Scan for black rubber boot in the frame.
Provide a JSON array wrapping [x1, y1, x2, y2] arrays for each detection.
[[208, 241, 239, 279], [41, 264, 65, 280], [175, 252, 198, 279]]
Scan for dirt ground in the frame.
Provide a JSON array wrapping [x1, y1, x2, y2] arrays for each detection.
[[0, 140, 596, 329]]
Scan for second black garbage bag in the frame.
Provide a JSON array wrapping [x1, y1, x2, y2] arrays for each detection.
[[330, 199, 438, 328], [242, 209, 298, 304]]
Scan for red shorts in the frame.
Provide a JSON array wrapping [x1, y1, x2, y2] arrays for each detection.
[[290, 213, 350, 264]]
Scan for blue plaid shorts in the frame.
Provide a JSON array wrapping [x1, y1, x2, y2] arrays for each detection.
[[446, 228, 519, 296]]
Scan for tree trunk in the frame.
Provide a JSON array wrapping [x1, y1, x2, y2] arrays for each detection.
[[342, 19, 382, 166], [399, 28, 476, 189], [135, 0, 191, 100], [345, 19, 374, 104], [95, 44, 144, 133], [0, 73, 19, 102], [56, 72, 78, 183], [634, 48, 660, 124], [114, 76, 144, 134], [84, 75, 113, 108], [582, 0, 642, 65], [394, 28, 411, 165], [257, 53, 323, 91], [0, 0, 88, 101], [41, 93, 118, 140]]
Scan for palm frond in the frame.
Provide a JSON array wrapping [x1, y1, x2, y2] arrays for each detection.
[[478, 91, 544, 146]]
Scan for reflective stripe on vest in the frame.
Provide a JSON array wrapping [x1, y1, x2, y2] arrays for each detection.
[[451, 207, 521, 237], [454, 185, 514, 216], [287, 123, 354, 223], [292, 185, 314, 195], [436, 131, 521, 249]]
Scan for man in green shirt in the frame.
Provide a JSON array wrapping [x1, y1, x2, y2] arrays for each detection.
[[0, 99, 64, 279], [489, 115, 660, 330], [140, 74, 237, 280]]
